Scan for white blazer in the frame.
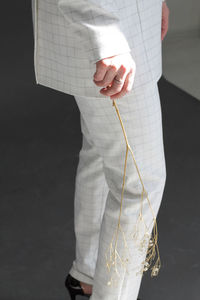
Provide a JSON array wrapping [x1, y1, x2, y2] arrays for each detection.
[[31, 0, 164, 98]]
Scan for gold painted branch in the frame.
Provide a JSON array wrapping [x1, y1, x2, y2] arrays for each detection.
[[104, 99, 161, 288]]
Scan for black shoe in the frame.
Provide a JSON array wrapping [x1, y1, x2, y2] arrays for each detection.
[[65, 273, 91, 299], [65, 273, 142, 300]]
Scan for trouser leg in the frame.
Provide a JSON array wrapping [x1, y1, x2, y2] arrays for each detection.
[[69, 113, 109, 285], [73, 80, 167, 300]]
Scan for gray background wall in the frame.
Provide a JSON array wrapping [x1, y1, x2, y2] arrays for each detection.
[[165, 0, 200, 36], [162, 0, 200, 100]]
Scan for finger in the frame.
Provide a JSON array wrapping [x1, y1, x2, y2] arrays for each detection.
[[93, 60, 109, 82], [161, 27, 165, 40], [99, 76, 124, 96], [99, 65, 118, 87], [161, 19, 168, 40], [99, 65, 127, 96], [93, 65, 118, 87], [162, 25, 168, 40], [110, 69, 135, 100]]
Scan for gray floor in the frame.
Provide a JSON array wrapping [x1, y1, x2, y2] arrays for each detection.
[[0, 72, 200, 300], [1, 1, 200, 300]]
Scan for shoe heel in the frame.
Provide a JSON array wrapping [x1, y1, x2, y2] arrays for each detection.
[[65, 282, 77, 300], [67, 289, 76, 300], [65, 273, 91, 299], [65, 274, 84, 300]]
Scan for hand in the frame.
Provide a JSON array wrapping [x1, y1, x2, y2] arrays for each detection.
[[93, 52, 136, 100], [161, 1, 170, 41]]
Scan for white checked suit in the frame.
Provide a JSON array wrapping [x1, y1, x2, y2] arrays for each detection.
[[31, 1, 167, 299], [31, 0, 165, 98]]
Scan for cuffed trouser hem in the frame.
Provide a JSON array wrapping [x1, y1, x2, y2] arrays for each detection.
[[69, 265, 94, 285]]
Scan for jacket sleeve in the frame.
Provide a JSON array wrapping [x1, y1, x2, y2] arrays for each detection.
[[57, 0, 132, 64]]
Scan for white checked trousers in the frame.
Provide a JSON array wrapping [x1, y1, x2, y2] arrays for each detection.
[[69, 80, 167, 300]]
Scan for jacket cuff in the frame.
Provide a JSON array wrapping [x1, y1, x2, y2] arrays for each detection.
[[84, 23, 132, 64], [58, 0, 131, 65]]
